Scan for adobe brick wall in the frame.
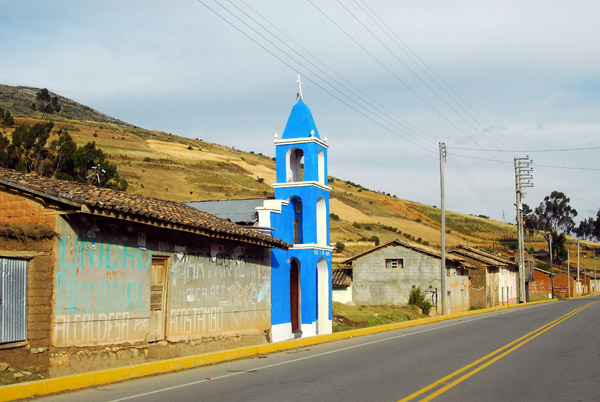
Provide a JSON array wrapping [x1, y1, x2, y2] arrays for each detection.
[[530, 269, 551, 298], [0, 186, 57, 227], [0, 186, 57, 375]]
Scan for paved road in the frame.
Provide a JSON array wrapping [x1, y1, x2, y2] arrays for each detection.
[[36, 297, 600, 402]]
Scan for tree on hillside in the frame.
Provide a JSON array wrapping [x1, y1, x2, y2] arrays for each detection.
[[34, 88, 61, 115], [532, 191, 578, 265], [574, 216, 595, 241], [533, 191, 578, 234], [5, 121, 53, 174], [522, 203, 537, 238], [49, 129, 77, 177], [0, 123, 128, 191], [0, 107, 15, 126]]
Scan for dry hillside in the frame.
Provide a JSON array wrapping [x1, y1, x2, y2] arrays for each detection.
[[2, 84, 598, 266]]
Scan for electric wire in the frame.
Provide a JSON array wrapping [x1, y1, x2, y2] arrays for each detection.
[[353, 0, 512, 152], [305, 0, 478, 142], [238, 0, 437, 145], [196, 0, 437, 153], [199, 1, 591, 220], [232, 0, 439, 149], [448, 145, 600, 153]]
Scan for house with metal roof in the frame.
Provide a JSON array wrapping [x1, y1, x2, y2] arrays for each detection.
[[341, 239, 471, 314], [0, 166, 287, 377]]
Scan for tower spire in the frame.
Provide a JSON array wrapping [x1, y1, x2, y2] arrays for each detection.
[[296, 74, 303, 100]]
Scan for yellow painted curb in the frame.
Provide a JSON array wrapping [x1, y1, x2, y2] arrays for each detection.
[[0, 298, 557, 402]]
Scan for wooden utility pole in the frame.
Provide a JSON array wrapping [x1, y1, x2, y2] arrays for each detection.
[[440, 142, 447, 315]]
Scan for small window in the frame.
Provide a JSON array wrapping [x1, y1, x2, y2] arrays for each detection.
[[385, 259, 403, 269]]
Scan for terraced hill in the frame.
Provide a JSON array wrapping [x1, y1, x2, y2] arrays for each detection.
[[2, 84, 597, 264]]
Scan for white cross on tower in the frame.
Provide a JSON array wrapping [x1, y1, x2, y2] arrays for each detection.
[[296, 74, 303, 100]]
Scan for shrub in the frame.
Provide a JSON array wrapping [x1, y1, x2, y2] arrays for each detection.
[[369, 235, 380, 246], [330, 213, 340, 221], [353, 222, 362, 229], [257, 177, 264, 183], [187, 145, 193, 150], [334, 242, 345, 253], [408, 287, 432, 316], [143, 157, 152, 162]]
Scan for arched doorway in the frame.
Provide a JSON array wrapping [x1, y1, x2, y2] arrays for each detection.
[[290, 259, 301, 334], [317, 258, 329, 334]]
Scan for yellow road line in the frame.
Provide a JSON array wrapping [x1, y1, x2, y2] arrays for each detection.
[[399, 301, 598, 402], [0, 298, 556, 402]]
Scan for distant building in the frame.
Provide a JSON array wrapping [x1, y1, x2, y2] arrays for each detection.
[[449, 245, 518, 307], [341, 240, 471, 314]]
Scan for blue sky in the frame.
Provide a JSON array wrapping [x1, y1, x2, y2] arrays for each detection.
[[1, 0, 599, 224]]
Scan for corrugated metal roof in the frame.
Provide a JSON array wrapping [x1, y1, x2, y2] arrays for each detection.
[[185, 199, 267, 224], [0, 167, 288, 250]]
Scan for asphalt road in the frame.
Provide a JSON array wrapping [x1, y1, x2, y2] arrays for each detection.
[[35, 297, 600, 402]]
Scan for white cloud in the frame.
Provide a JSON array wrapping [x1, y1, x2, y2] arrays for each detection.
[[1, 0, 599, 222]]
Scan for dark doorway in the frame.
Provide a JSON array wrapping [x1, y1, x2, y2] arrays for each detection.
[[290, 259, 300, 333]]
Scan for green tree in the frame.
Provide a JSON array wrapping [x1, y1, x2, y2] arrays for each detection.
[[34, 88, 61, 116], [534, 191, 578, 234], [533, 191, 578, 265], [6, 122, 53, 174], [574, 216, 595, 241], [49, 129, 77, 179]]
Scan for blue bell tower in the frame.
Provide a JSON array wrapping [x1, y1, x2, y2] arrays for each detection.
[[268, 82, 333, 342]]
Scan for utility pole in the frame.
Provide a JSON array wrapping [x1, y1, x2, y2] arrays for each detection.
[[549, 234, 554, 299], [514, 156, 533, 303], [440, 142, 447, 315], [567, 250, 571, 298], [577, 240, 580, 296], [594, 256, 598, 293]]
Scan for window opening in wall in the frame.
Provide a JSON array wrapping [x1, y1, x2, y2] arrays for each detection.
[[385, 259, 403, 269], [287, 148, 304, 182], [318, 150, 325, 185], [294, 218, 301, 244]]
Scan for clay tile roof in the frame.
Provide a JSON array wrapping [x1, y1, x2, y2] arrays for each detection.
[[341, 239, 466, 266], [0, 167, 288, 250], [332, 268, 352, 287], [449, 245, 515, 267]]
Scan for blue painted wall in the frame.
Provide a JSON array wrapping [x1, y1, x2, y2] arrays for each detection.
[[270, 99, 333, 331]]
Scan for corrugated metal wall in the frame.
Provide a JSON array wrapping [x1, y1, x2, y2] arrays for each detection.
[[0, 258, 28, 344]]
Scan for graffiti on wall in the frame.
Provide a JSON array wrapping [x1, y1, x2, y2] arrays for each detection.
[[53, 232, 271, 345], [168, 245, 271, 339], [54, 235, 152, 346]]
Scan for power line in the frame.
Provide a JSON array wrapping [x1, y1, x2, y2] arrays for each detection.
[[305, 0, 476, 141], [448, 145, 600, 153], [196, 0, 437, 153], [354, 0, 513, 153]]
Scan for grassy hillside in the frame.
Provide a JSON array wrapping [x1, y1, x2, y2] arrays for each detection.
[[2, 84, 598, 267]]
